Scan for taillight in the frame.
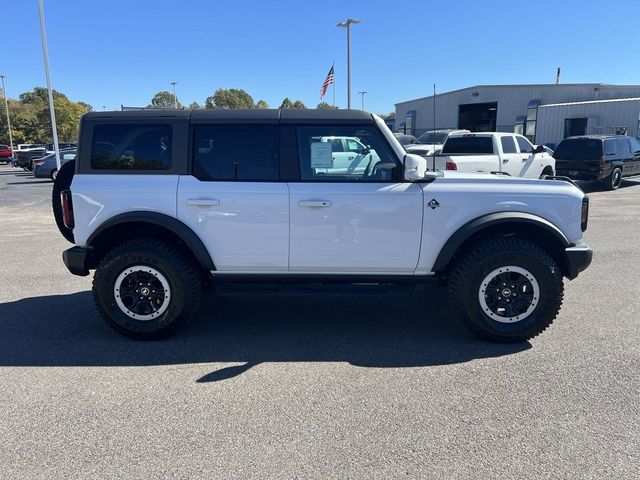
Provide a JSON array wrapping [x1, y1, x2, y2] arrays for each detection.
[[33, 160, 45, 167], [581, 196, 589, 232], [445, 161, 457, 170], [599, 156, 605, 171], [61, 190, 74, 229]]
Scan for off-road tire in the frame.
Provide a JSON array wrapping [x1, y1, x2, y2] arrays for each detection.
[[93, 238, 203, 340], [447, 237, 564, 342], [602, 167, 622, 191], [52, 160, 75, 243]]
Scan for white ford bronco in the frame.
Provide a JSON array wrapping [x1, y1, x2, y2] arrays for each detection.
[[54, 109, 592, 341]]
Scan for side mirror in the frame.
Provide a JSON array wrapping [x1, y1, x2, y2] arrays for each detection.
[[533, 145, 546, 154], [403, 153, 427, 181]]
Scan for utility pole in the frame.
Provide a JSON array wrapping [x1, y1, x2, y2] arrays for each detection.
[[170, 82, 178, 108], [358, 91, 367, 110], [37, 0, 61, 171], [0, 75, 14, 154], [337, 19, 361, 109]]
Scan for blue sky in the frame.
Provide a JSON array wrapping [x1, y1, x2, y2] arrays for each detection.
[[1, 0, 639, 113]]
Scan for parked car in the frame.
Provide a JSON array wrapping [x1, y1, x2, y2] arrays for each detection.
[[54, 109, 591, 342], [554, 135, 640, 190], [405, 129, 470, 158], [33, 149, 77, 180], [15, 148, 50, 171], [45, 142, 77, 151], [15, 143, 45, 151], [0, 144, 13, 164], [436, 132, 555, 178], [393, 133, 418, 146]]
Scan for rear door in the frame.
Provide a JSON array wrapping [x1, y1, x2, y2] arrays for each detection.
[[499, 135, 523, 176], [288, 124, 423, 274], [616, 138, 633, 176], [177, 123, 289, 272]]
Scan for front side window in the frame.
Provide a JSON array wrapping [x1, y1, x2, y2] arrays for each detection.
[[516, 136, 534, 153], [91, 124, 172, 170], [500, 136, 517, 154], [297, 126, 400, 182], [193, 125, 279, 181]]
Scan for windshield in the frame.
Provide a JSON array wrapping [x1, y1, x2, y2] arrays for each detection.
[[417, 132, 449, 144], [554, 138, 602, 160]]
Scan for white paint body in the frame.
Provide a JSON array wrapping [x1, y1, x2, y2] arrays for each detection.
[[71, 172, 585, 277], [438, 132, 555, 178]]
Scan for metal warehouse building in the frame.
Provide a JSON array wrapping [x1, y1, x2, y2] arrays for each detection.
[[395, 84, 640, 148]]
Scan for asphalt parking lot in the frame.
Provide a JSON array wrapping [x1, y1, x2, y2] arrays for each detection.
[[0, 163, 638, 479]]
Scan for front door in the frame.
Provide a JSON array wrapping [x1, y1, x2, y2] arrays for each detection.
[[289, 125, 423, 274], [499, 135, 522, 176], [515, 135, 541, 178], [177, 124, 289, 272]]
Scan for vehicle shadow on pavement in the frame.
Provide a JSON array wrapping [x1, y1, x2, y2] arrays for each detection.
[[0, 286, 530, 381]]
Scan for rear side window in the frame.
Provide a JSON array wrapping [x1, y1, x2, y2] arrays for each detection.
[[91, 124, 172, 170], [603, 140, 617, 156], [630, 137, 640, 155], [193, 125, 279, 181], [442, 136, 493, 154], [500, 136, 517, 154], [554, 139, 603, 160]]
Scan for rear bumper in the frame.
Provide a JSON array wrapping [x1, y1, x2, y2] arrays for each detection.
[[563, 242, 593, 280], [62, 246, 91, 276]]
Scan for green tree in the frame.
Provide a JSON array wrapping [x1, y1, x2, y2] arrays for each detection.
[[188, 101, 202, 110], [206, 88, 255, 109], [316, 102, 338, 110], [255, 99, 269, 109], [279, 97, 294, 109], [148, 91, 181, 109], [293, 100, 307, 109]]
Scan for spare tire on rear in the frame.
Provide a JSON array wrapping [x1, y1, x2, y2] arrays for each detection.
[[52, 159, 75, 244]]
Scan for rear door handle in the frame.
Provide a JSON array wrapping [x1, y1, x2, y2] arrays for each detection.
[[298, 200, 332, 208], [503, 158, 509, 163], [522, 158, 529, 162], [186, 198, 220, 207]]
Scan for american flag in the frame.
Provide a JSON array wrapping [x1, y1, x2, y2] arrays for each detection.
[[320, 65, 334, 99]]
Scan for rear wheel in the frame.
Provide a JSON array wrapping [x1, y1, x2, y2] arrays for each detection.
[[92, 238, 203, 340], [447, 237, 564, 342], [603, 167, 622, 190]]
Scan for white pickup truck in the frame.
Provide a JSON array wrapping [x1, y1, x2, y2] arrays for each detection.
[[434, 132, 555, 178]]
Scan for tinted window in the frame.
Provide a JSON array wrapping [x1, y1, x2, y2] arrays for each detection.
[[442, 136, 493, 154], [630, 137, 640, 154], [193, 125, 279, 181], [616, 138, 630, 155], [603, 140, 617, 156], [297, 126, 400, 182], [329, 138, 344, 152], [554, 139, 603, 160], [417, 132, 448, 144], [516, 136, 534, 153], [91, 124, 171, 170], [500, 136, 517, 154]]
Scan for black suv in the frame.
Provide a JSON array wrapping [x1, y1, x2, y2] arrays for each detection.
[[554, 135, 640, 190]]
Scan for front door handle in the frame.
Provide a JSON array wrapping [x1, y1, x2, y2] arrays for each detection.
[[503, 158, 509, 163], [298, 200, 332, 208], [522, 158, 529, 162], [186, 198, 220, 207]]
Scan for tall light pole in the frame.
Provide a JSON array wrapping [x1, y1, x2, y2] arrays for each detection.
[[337, 18, 361, 109], [170, 82, 177, 108], [0, 75, 14, 154], [358, 91, 367, 111], [37, 0, 61, 172]]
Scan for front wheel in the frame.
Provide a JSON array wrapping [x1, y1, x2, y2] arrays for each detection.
[[447, 238, 564, 342], [92, 239, 203, 339]]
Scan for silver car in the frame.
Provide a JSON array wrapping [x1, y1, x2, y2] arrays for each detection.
[[33, 149, 76, 180]]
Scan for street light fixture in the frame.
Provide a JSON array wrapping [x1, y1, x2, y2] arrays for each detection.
[[358, 91, 367, 111], [170, 82, 178, 108], [0, 75, 14, 154], [336, 18, 361, 109]]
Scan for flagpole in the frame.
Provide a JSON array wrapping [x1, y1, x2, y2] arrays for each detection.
[[332, 61, 335, 108]]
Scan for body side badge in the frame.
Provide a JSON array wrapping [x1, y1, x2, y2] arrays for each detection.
[[427, 199, 440, 210]]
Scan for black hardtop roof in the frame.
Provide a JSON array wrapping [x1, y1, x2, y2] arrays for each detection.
[[84, 109, 375, 125]]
